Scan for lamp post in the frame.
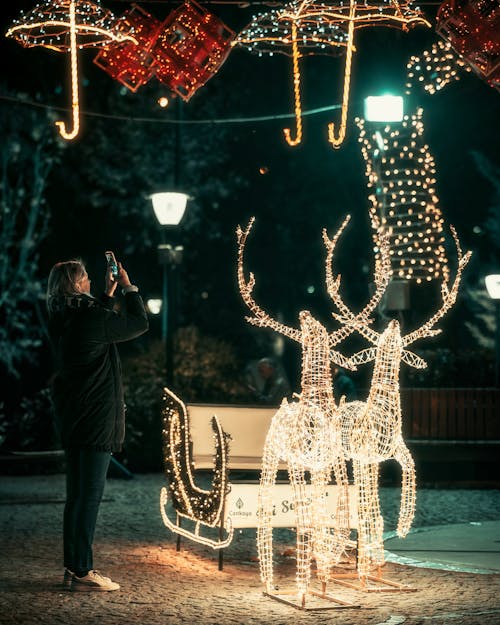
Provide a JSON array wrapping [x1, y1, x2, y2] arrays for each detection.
[[485, 274, 500, 387], [152, 192, 189, 387]]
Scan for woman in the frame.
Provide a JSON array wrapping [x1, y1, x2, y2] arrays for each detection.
[[47, 257, 148, 592]]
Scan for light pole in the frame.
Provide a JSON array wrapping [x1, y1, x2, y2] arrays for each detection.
[[485, 274, 500, 387], [152, 192, 189, 387]]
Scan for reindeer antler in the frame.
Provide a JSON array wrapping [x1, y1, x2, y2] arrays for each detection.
[[402, 225, 472, 347], [323, 214, 393, 347], [236, 218, 302, 343]]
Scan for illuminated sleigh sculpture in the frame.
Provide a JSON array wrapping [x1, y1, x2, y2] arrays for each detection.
[[236, 216, 391, 607], [323, 221, 471, 586], [160, 387, 233, 549]]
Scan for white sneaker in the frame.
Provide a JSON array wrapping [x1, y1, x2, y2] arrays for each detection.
[[71, 570, 120, 592], [63, 569, 74, 589]]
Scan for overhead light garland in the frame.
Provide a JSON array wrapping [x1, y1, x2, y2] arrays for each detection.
[[159, 387, 233, 549], [95, 0, 235, 100], [236, 216, 391, 606], [356, 107, 450, 284], [236, 0, 430, 148], [235, 0, 349, 146], [5, 0, 137, 139], [436, 0, 500, 92]]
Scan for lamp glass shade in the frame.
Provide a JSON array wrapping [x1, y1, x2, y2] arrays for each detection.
[[485, 275, 500, 299], [146, 299, 162, 314], [151, 192, 189, 226], [364, 96, 404, 122]]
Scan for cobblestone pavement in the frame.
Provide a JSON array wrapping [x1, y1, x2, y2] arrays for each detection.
[[1, 473, 500, 625]]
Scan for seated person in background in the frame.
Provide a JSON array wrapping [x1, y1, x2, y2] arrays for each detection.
[[246, 357, 292, 405], [333, 366, 358, 402]]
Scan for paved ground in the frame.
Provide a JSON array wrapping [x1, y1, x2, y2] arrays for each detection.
[[1, 472, 500, 625]]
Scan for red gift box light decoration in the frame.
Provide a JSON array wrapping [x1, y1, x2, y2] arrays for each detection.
[[436, 0, 500, 91], [94, 1, 235, 100], [94, 5, 161, 92], [152, 0, 235, 100]]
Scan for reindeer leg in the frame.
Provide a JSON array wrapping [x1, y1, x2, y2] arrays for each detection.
[[257, 430, 280, 593], [289, 463, 311, 603], [330, 456, 351, 565], [393, 441, 416, 538], [310, 466, 333, 591], [366, 462, 385, 569]]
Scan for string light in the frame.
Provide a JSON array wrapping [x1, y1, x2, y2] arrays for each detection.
[[5, 0, 136, 139], [234, 0, 349, 146], [160, 387, 233, 549], [356, 107, 450, 284], [95, 0, 235, 100], [326, 225, 471, 581], [235, 0, 430, 148], [406, 39, 471, 95], [436, 0, 500, 92], [236, 216, 391, 605]]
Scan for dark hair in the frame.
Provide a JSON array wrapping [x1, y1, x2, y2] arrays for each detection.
[[46, 259, 86, 313]]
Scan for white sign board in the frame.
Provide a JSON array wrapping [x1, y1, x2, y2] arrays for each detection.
[[225, 483, 358, 529]]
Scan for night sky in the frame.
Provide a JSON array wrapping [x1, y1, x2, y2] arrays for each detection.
[[1, 0, 499, 392]]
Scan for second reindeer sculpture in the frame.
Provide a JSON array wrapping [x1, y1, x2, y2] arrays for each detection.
[[237, 216, 391, 606], [324, 222, 471, 582]]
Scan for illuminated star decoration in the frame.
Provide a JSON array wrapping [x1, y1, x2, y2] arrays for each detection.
[[159, 387, 233, 549], [436, 0, 500, 92], [6, 0, 136, 140], [235, 0, 349, 146], [356, 107, 449, 284], [325, 221, 471, 581], [406, 39, 471, 95], [95, 0, 235, 101], [237, 216, 391, 606]]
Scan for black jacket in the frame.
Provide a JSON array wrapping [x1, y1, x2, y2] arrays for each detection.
[[48, 291, 149, 452]]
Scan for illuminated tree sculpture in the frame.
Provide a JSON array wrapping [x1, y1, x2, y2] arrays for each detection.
[[357, 108, 450, 284], [406, 39, 472, 95], [236, 216, 391, 607], [5, 0, 136, 139], [159, 387, 233, 549], [325, 222, 471, 582]]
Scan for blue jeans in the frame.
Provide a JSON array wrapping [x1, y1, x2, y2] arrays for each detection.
[[63, 449, 111, 573]]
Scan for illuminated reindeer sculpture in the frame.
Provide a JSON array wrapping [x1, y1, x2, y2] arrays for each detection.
[[323, 222, 471, 583], [236, 216, 391, 606]]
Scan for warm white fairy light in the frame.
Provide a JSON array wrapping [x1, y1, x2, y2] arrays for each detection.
[[6, 0, 136, 140], [406, 39, 471, 95], [237, 216, 391, 604], [160, 387, 233, 549], [235, 1, 348, 147], [356, 107, 450, 283], [326, 226, 471, 580], [236, 0, 429, 148]]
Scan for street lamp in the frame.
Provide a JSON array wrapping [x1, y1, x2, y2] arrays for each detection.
[[152, 191, 189, 387], [485, 274, 500, 387]]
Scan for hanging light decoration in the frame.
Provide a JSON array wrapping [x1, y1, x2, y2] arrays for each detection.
[[6, 0, 137, 140], [356, 107, 449, 284], [235, 0, 349, 146], [235, 0, 429, 148], [152, 0, 235, 101], [94, 4, 162, 92], [436, 0, 500, 92], [95, 0, 235, 100]]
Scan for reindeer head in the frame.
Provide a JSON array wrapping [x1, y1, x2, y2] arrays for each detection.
[[338, 226, 472, 374]]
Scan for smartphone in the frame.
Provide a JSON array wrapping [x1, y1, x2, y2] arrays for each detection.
[[105, 251, 119, 280]]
